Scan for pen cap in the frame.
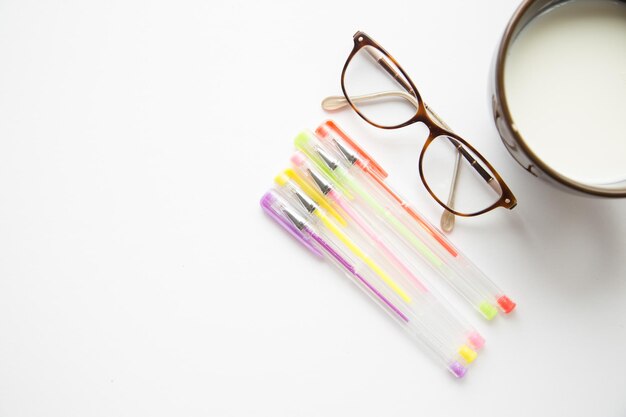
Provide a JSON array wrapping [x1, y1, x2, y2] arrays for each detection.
[[260, 191, 323, 258], [316, 120, 388, 180]]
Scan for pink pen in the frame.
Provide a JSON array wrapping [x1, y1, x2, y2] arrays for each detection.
[[279, 152, 485, 349], [316, 121, 517, 315], [290, 152, 428, 293], [261, 190, 471, 377], [274, 169, 485, 352]]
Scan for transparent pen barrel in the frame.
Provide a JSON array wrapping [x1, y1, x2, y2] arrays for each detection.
[[344, 166, 504, 319], [306, 193, 483, 350], [346, 257, 473, 377]]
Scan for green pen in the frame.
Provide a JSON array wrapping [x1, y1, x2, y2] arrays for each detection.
[[295, 132, 442, 267], [294, 131, 499, 320]]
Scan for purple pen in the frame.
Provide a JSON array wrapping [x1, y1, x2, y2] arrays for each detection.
[[261, 192, 406, 320], [261, 190, 468, 378]]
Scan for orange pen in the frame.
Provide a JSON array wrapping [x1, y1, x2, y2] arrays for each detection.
[[315, 120, 516, 316], [315, 120, 458, 258]]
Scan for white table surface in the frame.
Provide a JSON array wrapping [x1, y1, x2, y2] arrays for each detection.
[[1, 1, 625, 416]]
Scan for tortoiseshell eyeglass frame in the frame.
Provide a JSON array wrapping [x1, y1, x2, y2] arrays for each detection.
[[339, 31, 517, 217]]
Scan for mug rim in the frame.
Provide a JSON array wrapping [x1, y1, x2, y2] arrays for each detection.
[[493, 0, 626, 197]]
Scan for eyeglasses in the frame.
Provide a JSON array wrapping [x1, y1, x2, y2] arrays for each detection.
[[322, 31, 517, 230]]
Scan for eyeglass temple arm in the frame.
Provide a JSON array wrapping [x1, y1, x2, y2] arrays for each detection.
[[441, 150, 462, 232], [364, 48, 416, 95], [322, 92, 414, 110], [322, 92, 449, 131], [324, 92, 437, 122]]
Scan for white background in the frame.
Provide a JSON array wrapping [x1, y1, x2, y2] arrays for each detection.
[[1, 1, 625, 416]]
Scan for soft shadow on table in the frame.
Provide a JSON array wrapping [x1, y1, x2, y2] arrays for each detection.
[[481, 168, 624, 300]]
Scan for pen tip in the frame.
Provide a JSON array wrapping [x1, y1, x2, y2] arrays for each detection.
[[308, 169, 331, 195], [282, 207, 306, 231], [316, 147, 338, 171], [333, 138, 358, 165]]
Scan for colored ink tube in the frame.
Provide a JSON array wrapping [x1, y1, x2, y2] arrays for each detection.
[[261, 190, 473, 378], [274, 171, 484, 353], [294, 130, 501, 320], [316, 121, 517, 315]]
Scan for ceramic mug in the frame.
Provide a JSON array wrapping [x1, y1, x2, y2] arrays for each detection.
[[491, 0, 626, 197]]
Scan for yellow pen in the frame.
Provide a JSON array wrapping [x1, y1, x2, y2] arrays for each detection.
[[274, 175, 482, 361], [262, 190, 474, 377], [284, 167, 347, 227], [274, 173, 412, 303]]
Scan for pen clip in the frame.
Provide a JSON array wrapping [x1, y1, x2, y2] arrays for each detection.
[[260, 191, 323, 258], [316, 120, 388, 180]]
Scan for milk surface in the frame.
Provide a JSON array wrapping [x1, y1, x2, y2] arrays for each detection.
[[504, 0, 626, 184]]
